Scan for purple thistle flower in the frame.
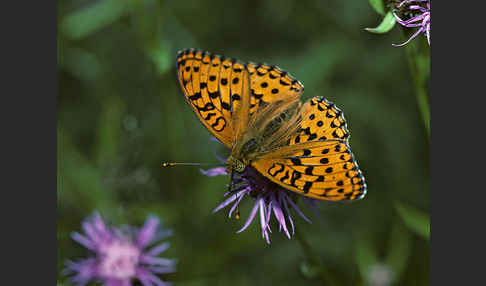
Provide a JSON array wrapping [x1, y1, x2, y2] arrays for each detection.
[[393, 0, 430, 47], [203, 165, 317, 244], [63, 212, 176, 286]]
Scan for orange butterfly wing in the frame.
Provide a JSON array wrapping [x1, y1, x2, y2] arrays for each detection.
[[252, 97, 366, 201], [246, 62, 304, 114], [176, 49, 247, 148]]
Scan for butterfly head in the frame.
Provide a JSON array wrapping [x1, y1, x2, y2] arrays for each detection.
[[226, 155, 247, 173]]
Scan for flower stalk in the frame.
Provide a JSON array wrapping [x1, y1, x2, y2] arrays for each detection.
[[404, 37, 430, 138]]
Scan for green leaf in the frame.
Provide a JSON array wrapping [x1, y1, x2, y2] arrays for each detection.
[[365, 11, 396, 34], [395, 202, 430, 240], [147, 43, 172, 75], [60, 0, 131, 40], [368, 0, 385, 15]]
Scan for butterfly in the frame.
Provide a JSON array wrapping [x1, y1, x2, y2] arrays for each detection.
[[176, 48, 366, 201]]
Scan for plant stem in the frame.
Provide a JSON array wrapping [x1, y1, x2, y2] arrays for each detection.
[[295, 230, 337, 286], [404, 35, 430, 139]]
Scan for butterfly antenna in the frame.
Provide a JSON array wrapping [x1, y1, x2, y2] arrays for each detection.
[[161, 162, 216, 167]]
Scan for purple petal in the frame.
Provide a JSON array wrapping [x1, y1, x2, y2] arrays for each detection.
[[146, 242, 170, 256], [265, 198, 273, 233], [392, 26, 425, 47], [213, 151, 227, 163], [106, 278, 132, 286], [263, 228, 270, 244], [92, 212, 109, 235], [228, 190, 247, 218], [82, 221, 103, 246], [259, 198, 267, 238], [421, 14, 430, 26], [140, 255, 174, 266], [136, 270, 152, 286], [402, 15, 426, 25], [408, 5, 427, 12], [398, 0, 428, 8], [286, 196, 312, 224], [236, 199, 260, 233], [137, 267, 170, 286], [303, 197, 323, 222], [213, 189, 247, 214], [71, 232, 96, 251], [64, 259, 98, 285], [200, 167, 228, 177], [136, 216, 160, 248], [145, 273, 169, 286], [151, 229, 173, 242], [281, 194, 295, 235], [271, 199, 290, 239], [224, 184, 248, 198]]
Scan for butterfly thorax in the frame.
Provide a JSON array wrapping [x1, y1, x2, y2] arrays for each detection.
[[226, 155, 247, 173], [227, 111, 296, 173], [228, 135, 265, 173]]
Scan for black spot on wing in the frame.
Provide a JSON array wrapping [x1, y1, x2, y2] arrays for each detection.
[[196, 102, 215, 112], [290, 171, 302, 188], [189, 92, 202, 101], [268, 163, 285, 177], [280, 171, 290, 183], [303, 182, 312, 193], [211, 116, 226, 132]]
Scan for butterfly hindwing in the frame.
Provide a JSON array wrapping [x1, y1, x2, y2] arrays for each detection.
[[290, 96, 350, 144], [252, 96, 366, 201], [252, 140, 366, 201]]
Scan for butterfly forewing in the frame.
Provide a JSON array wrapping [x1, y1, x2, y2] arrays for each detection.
[[177, 50, 238, 147], [176, 49, 304, 147]]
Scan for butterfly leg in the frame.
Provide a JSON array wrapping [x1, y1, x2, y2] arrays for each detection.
[[227, 171, 241, 220]]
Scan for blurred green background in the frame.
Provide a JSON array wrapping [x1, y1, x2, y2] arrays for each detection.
[[57, 0, 430, 285]]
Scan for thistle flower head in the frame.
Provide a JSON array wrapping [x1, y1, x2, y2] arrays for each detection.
[[202, 165, 317, 244], [392, 0, 430, 46], [64, 212, 175, 286]]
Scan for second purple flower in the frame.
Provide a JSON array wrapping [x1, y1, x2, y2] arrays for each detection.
[[393, 0, 431, 46], [64, 212, 176, 286]]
